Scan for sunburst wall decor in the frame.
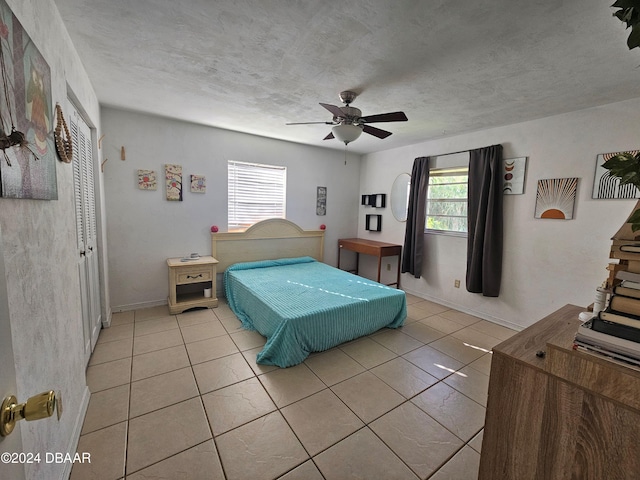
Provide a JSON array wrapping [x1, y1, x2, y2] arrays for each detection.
[[535, 178, 578, 220]]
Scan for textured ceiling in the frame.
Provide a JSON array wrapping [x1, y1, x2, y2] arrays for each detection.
[[53, 0, 640, 154]]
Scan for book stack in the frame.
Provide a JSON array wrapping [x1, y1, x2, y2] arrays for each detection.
[[576, 269, 640, 365], [575, 206, 640, 366]]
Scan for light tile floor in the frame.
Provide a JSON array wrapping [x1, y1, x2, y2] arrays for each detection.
[[71, 294, 516, 480]]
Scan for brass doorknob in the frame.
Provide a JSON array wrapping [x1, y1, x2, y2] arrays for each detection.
[[1, 391, 57, 437]]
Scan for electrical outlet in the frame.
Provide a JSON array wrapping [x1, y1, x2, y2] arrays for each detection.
[[386, 263, 391, 271], [454, 279, 460, 288]]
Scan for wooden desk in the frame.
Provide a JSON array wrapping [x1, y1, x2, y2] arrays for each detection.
[[479, 304, 640, 479], [337, 238, 402, 287]]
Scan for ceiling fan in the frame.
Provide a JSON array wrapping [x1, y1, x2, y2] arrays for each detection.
[[286, 91, 408, 145]]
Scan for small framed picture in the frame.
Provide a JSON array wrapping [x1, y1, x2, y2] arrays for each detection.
[[138, 169, 157, 190], [317, 186, 326, 215], [191, 175, 206, 193]]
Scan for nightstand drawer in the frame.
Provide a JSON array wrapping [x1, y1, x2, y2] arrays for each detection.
[[176, 268, 212, 285]]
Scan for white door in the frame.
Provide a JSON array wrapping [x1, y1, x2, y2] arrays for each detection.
[[70, 103, 101, 364], [0, 224, 26, 480]]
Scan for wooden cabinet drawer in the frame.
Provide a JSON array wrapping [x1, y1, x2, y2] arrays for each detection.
[[176, 268, 212, 285]]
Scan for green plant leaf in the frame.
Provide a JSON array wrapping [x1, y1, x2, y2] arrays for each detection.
[[617, 7, 638, 26], [620, 170, 640, 184], [602, 152, 640, 189], [629, 209, 640, 231], [603, 157, 638, 174], [629, 24, 640, 48], [603, 152, 640, 164], [612, 1, 640, 9]]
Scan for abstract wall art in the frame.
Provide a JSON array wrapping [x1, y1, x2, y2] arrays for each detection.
[[502, 157, 527, 195], [592, 150, 640, 199], [137, 169, 157, 190], [0, 0, 57, 200], [190, 174, 206, 193], [165, 164, 182, 201], [535, 177, 578, 220]]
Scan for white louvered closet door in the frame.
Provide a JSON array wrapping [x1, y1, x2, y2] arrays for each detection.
[[70, 102, 101, 364]]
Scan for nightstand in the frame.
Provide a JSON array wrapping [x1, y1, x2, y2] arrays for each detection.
[[167, 256, 218, 314]]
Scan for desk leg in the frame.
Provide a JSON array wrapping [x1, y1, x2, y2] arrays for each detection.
[[377, 256, 382, 283], [396, 256, 401, 289]]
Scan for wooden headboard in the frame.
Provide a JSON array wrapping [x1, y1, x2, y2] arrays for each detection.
[[211, 218, 325, 271]]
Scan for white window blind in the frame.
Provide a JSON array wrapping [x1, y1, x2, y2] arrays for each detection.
[[228, 160, 287, 229]]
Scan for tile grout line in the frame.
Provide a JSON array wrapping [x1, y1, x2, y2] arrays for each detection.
[[83, 300, 506, 479], [121, 308, 137, 478]]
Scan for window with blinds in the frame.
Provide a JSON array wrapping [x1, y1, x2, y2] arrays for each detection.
[[228, 160, 287, 229]]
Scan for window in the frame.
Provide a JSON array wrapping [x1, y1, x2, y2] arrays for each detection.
[[228, 160, 287, 229], [426, 166, 468, 235]]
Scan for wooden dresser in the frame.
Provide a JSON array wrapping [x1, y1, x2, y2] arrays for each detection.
[[479, 304, 640, 480]]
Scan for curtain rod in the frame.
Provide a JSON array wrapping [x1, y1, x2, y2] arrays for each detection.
[[434, 149, 470, 157], [432, 143, 502, 158]]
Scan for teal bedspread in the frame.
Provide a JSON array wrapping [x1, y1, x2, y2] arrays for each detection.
[[224, 257, 407, 367]]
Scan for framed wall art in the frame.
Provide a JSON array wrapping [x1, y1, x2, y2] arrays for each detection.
[[165, 164, 182, 201], [502, 157, 527, 195], [190, 174, 206, 193], [137, 169, 157, 190], [535, 178, 578, 220], [0, 0, 57, 200], [592, 150, 640, 199], [316, 186, 326, 215]]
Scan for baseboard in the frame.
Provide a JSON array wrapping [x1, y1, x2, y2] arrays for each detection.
[[111, 299, 167, 313], [60, 385, 90, 480], [402, 287, 523, 332], [101, 307, 113, 328]]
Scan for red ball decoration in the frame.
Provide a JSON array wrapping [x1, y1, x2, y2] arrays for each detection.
[[320, 224, 326, 230], [210, 225, 219, 233]]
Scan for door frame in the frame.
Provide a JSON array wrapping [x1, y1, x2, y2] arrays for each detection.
[[0, 223, 26, 480], [69, 98, 103, 363]]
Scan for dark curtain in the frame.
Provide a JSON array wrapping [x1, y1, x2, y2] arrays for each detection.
[[401, 157, 430, 278], [466, 144, 503, 296]]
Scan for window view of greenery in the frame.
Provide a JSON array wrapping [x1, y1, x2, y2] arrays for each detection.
[[426, 167, 468, 234]]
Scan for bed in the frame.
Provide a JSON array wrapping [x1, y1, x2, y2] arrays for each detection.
[[212, 219, 407, 367]]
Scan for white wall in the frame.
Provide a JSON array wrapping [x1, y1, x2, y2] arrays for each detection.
[[101, 108, 361, 310], [359, 98, 640, 330], [0, 1, 101, 479]]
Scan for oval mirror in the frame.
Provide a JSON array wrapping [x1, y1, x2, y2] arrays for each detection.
[[391, 173, 411, 222]]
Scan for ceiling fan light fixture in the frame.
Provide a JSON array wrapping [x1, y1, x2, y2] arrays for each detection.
[[332, 124, 363, 145]]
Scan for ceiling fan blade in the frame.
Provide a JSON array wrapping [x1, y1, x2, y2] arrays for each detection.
[[319, 103, 345, 118], [360, 111, 408, 123], [286, 121, 334, 125], [323, 132, 335, 140], [363, 124, 392, 139]]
